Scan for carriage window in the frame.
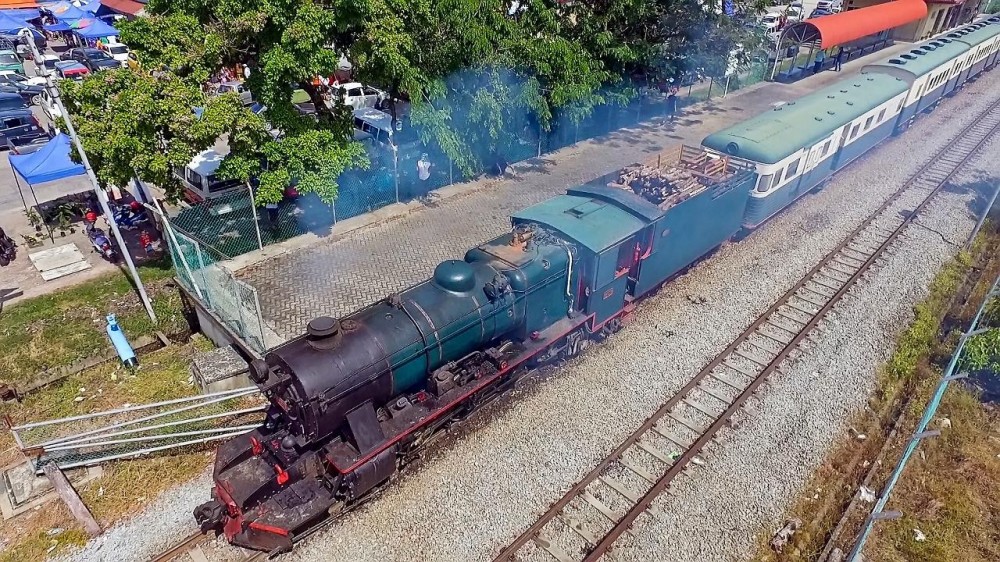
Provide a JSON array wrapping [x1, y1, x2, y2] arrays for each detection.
[[864, 116, 874, 130], [877, 109, 886, 122], [822, 140, 832, 156], [849, 123, 860, 140], [784, 158, 800, 181], [756, 173, 774, 193]]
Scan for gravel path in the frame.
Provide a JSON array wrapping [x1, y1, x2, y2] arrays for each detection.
[[54, 69, 1000, 562]]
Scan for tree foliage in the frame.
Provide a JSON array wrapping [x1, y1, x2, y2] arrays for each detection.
[[64, 0, 764, 203]]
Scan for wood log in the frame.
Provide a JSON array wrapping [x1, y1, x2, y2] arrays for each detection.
[[43, 463, 102, 537]]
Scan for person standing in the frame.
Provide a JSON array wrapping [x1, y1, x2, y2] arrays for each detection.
[[813, 50, 826, 74], [417, 153, 431, 182], [265, 201, 279, 229], [666, 92, 678, 122], [834, 47, 845, 72]]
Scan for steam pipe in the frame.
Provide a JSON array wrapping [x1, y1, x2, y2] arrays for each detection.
[[563, 244, 574, 315]]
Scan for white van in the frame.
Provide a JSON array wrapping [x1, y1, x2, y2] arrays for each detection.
[[174, 148, 243, 203]]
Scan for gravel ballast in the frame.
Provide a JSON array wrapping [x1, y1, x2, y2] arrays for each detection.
[[55, 69, 1000, 562]]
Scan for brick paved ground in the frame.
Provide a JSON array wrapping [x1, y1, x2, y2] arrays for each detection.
[[238, 45, 913, 339]]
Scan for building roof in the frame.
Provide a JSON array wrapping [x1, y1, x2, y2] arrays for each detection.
[[701, 73, 908, 165], [512, 193, 646, 253], [945, 16, 1000, 48], [784, 0, 928, 49], [861, 38, 970, 81], [99, 0, 145, 16]]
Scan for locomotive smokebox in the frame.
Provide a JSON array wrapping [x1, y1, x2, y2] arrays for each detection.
[[306, 316, 342, 350]]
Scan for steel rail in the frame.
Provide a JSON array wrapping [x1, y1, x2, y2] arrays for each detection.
[[149, 530, 268, 562], [495, 93, 1000, 562]]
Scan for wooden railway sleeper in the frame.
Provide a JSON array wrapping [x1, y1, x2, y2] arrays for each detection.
[[650, 424, 691, 449], [580, 490, 619, 523], [742, 338, 780, 357], [559, 514, 599, 545], [636, 439, 676, 464], [618, 457, 657, 485], [720, 359, 758, 379], [795, 288, 829, 306], [682, 396, 720, 418], [807, 276, 842, 293], [533, 536, 575, 562], [731, 349, 769, 366], [761, 320, 797, 339], [815, 269, 851, 284], [783, 300, 817, 317], [773, 308, 809, 326], [696, 382, 734, 405], [666, 410, 706, 433]]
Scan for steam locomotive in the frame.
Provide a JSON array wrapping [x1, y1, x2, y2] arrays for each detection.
[[194, 147, 756, 553], [195, 15, 1000, 552]]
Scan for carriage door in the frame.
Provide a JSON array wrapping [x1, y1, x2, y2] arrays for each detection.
[[629, 226, 655, 294]]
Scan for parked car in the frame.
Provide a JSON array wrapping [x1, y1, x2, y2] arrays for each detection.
[[35, 54, 58, 78], [98, 41, 130, 67], [0, 108, 42, 147], [785, 6, 803, 21], [810, 7, 834, 18], [815, 0, 842, 12], [125, 51, 140, 71], [7, 130, 51, 153], [0, 92, 27, 111], [216, 80, 253, 105], [0, 29, 45, 57], [330, 82, 387, 110], [0, 50, 23, 74], [61, 48, 120, 72], [0, 73, 44, 103], [760, 12, 782, 30], [54, 60, 89, 82], [37, 88, 60, 120], [0, 70, 45, 87]]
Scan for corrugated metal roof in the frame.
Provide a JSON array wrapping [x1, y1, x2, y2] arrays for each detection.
[[513, 194, 646, 253], [701, 73, 908, 165]]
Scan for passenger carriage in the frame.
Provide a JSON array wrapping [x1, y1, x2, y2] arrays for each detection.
[[701, 75, 907, 229]]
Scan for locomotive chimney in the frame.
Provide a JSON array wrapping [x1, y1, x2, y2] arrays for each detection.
[[306, 316, 342, 350]]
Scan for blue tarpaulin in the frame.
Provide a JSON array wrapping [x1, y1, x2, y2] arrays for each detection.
[[78, 0, 102, 14], [0, 12, 30, 34], [44, 1, 90, 22], [9, 133, 86, 185], [0, 9, 40, 22], [74, 17, 118, 38]]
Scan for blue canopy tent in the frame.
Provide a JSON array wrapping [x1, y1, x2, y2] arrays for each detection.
[[78, 0, 102, 14], [0, 12, 31, 33], [74, 17, 118, 38], [8, 133, 88, 213], [0, 9, 40, 22], [43, 1, 90, 22], [10, 133, 86, 184]]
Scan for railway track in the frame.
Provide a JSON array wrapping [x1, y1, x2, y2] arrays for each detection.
[[494, 95, 1000, 562], [149, 531, 264, 562]]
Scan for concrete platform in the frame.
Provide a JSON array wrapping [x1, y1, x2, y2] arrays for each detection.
[[190, 344, 251, 393]]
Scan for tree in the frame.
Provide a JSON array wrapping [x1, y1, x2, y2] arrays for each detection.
[[59, 69, 263, 199]]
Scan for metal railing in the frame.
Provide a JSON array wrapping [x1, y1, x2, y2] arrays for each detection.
[[11, 387, 266, 472]]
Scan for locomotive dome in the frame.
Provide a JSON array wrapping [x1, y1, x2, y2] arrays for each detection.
[[432, 259, 477, 293]]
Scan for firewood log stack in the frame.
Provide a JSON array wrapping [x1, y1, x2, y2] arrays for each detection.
[[610, 163, 698, 207]]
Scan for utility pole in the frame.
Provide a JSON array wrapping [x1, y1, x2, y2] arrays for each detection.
[[20, 29, 157, 323]]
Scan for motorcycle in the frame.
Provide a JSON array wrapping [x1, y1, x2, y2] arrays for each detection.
[[86, 224, 118, 262], [110, 201, 150, 231], [0, 238, 15, 267]]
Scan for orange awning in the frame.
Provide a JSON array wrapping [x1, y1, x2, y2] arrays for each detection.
[[0, 0, 37, 7], [794, 0, 929, 49]]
